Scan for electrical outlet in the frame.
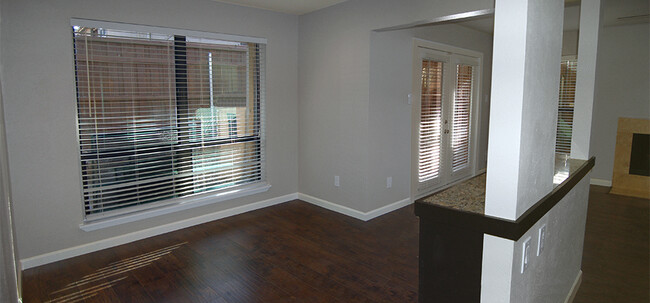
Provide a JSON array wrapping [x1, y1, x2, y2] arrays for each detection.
[[334, 175, 340, 187], [537, 224, 547, 256], [521, 237, 532, 273], [387, 177, 392, 188]]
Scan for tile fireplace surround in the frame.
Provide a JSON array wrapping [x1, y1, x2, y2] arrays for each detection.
[[610, 117, 650, 199]]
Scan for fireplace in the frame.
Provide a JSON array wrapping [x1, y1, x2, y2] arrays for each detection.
[[610, 117, 650, 199]]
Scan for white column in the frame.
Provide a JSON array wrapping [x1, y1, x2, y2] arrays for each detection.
[[484, 0, 564, 220], [571, 0, 602, 160], [483, 0, 528, 220], [481, 235, 515, 302], [482, 0, 564, 301]]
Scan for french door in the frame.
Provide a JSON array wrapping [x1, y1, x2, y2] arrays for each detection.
[[412, 44, 480, 197]]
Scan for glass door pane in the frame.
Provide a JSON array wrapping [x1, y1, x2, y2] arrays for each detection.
[[451, 64, 474, 174], [419, 59, 444, 184]]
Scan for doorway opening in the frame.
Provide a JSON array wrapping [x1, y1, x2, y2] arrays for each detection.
[[411, 40, 483, 198]]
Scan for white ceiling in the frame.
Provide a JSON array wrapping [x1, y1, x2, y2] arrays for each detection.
[[456, 5, 581, 34], [212, 0, 349, 15], [455, 0, 648, 34], [214, 0, 648, 28]]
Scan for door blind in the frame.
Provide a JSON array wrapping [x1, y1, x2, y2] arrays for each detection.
[[555, 59, 577, 154], [419, 59, 444, 183], [73, 25, 265, 220], [451, 64, 473, 172]]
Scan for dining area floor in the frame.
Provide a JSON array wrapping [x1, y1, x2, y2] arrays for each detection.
[[22, 185, 648, 302]]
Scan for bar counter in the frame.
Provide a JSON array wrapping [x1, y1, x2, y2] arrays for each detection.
[[414, 157, 595, 302]]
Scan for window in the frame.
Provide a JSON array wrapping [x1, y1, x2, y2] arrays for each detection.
[[555, 58, 577, 154], [72, 20, 266, 221]]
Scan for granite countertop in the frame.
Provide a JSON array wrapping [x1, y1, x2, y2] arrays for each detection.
[[418, 156, 588, 215], [421, 174, 487, 214]]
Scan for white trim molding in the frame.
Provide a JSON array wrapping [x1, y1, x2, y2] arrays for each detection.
[[590, 178, 612, 187], [81, 183, 272, 231], [565, 270, 583, 303], [298, 193, 412, 221], [21, 193, 297, 269], [21, 192, 413, 269], [71, 18, 267, 44]]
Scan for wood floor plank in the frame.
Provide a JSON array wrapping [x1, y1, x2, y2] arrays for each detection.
[[574, 186, 649, 303], [262, 202, 419, 283], [225, 203, 417, 303], [107, 275, 154, 303], [22, 186, 647, 302]]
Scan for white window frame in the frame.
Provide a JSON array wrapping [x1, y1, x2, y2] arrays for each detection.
[[71, 19, 269, 231]]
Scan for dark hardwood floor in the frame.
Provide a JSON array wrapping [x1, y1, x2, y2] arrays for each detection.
[[22, 186, 648, 302], [574, 186, 649, 303], [22, 200, 420, 303]]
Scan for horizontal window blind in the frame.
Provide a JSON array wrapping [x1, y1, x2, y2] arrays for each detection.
[[451, 64, 473, 173], [555, 59, 577, 154], [419, 59, 444, 183], [73, 25, 265, 220]]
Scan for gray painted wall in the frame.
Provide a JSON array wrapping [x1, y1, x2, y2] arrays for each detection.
[[1, 0, 299, 260], [509, 177, 590, 302], [368, 25, 493, 210], [515, 0, 564, 217], [589, 23, 650, 181], [0, 227, 6, 301], [0, 83, 13, 302], [562, 30, 579, 56], [0, 227, 5, 302], [0, 0, 21, 298], [0, 83, 20, 302], [0, 1, 7, 293], [298, 0, 493, 212]]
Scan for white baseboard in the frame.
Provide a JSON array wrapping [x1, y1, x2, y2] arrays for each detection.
[[590, 178, 611, 187], [365, 197, 413, 220], [298, 193, 411, 221], [564, 270, 583, 303], [21, 193, 298, 269], [21, 192, 412, 269]]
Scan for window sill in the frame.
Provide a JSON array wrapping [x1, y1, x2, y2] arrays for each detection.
[[79, 182, 271, 231]]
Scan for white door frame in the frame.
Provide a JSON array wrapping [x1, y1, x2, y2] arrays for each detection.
[[411, 38, 483, 200]]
